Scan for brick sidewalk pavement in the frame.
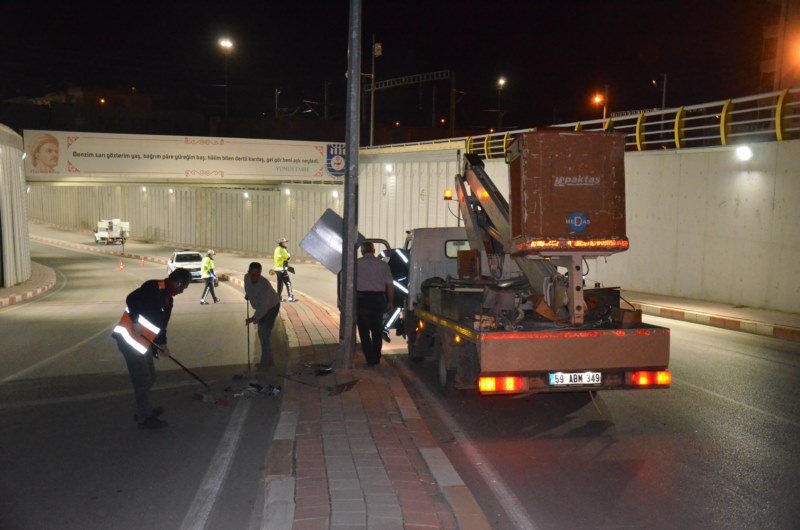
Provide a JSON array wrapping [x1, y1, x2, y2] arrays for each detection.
[[260, 299, 490, 530]]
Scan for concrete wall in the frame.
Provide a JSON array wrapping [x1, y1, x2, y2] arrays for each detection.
[[594, 140, 800, 313], [26, 183, 343, 259], [0, 124, 30, 287], [25, 138, 800, 313]]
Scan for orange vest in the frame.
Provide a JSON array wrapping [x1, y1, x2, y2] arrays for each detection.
[[113, 281, 165, 354]]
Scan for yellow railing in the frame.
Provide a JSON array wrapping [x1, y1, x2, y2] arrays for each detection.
[[363, 88, 800, 159]]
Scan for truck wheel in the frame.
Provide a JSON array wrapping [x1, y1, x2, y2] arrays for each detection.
[[438, 350, 455, 395]]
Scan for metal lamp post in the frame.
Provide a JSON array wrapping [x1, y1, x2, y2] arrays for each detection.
[[369, 36, 382, 146], [496, 76, 506, 130], [218, 37, 234, 120]]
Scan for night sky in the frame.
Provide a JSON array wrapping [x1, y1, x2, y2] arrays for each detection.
[[1, 0, 771, 131]]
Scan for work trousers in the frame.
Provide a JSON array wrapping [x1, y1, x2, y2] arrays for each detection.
[[356, 291, 386, 365], [257, 303, 281, 366], [276, 271, 292, 299], [201, 277, 217, 302], [117, 338, 156, 422]]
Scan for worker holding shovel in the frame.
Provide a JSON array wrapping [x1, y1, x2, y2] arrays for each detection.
[[244, 262, 281, 368], [112, 268, 192, 429]]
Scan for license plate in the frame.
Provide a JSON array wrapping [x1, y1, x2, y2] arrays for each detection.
[[549, 371, 602, 386]]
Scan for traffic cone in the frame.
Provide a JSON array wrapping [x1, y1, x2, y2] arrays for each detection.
[[140, 258, 144, 267], [119, 260, 124, 271]]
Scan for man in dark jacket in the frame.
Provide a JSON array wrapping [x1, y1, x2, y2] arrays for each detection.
[[112, 268, 192, 429]]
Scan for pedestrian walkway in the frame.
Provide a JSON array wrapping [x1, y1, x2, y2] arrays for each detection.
[[623, 290, 800, 342], [255, 300, 488, 529]]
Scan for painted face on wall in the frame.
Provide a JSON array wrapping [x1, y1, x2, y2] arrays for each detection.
[[34, 142, 59, 171]]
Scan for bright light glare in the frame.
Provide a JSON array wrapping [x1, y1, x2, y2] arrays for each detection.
[[736, 145, 753, 161], [332, 190, 339, 199], [497, 76, 506, 88], [284, 188, 291, 196], [243, 192, 249, 199], [218, 37, 233, 50]]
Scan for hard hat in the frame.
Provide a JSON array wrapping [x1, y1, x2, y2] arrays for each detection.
[[207, 249, 216, 255], [279, 238, 288, 243]]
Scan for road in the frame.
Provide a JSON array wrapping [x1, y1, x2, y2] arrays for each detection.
[[2, 226, 799, 529], [397, 317, 800, 530], [0, 240, 285, 530]]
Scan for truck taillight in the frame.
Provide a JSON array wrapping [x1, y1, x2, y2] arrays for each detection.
[[630, 370, 671, 386], [478, 376, 526, 394]]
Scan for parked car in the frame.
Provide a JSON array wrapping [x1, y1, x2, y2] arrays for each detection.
[[166, 250, 204, 282]]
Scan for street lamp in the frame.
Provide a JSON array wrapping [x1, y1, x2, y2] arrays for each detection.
[[218, 37, 234, 120], [497, 76, 506, 129], [369, 36, 382, 146], [592, 85, 608, 124]]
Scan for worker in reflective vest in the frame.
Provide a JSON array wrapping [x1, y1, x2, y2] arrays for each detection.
[[200, 249, 219, 305], [273, 237, 297, 302], [112, 268, 192, 429]]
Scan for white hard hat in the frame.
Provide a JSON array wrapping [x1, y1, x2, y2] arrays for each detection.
[[279, 238, 288, 243], [207, 249, 216, 255]]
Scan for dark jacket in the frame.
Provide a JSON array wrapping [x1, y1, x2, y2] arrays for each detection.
[[125, 279, 174, 348]]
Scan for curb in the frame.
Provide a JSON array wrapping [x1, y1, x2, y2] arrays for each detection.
[[0, 261, 57, 308], [632, 302, 800, 343]]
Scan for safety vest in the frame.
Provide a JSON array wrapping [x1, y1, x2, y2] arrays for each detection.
[[201, 256, 215, 279], [274, 246, 290, 270], [112, 281, 165, 354]]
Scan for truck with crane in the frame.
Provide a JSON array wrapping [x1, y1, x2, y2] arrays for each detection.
[[399, 130, 670, 395], [302, 129, 670, 396]]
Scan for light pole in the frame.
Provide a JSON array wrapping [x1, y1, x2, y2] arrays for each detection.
[[496, 76, 506, 130], [369, 36, 382, 146], [592, 84, 608, 124], [218, 37, 234, 120]]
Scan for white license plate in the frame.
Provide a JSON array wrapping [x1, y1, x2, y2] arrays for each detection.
[[549, 371, 602, 386]]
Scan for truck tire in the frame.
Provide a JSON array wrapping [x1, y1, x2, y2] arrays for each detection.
[[407, 314, 434, 362], [438, 349, 455, 395]]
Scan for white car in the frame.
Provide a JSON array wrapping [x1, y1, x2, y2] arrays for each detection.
[[167, 250, 204, 282]]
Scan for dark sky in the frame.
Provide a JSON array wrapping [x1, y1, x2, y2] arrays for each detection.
[[1, 0, 772, 130]]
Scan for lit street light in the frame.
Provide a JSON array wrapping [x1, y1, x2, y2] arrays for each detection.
[[497, 76, 507, 129], [218, 37, 234, 120], [592, 84, 609, 124]]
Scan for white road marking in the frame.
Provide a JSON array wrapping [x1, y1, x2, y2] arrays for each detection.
[[396, 360, 538, 530], [0, 326, 111, 385], [674, 379, 800, 429], [179, 399, 251, 530]]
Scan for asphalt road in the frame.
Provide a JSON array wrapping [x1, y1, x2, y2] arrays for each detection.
[[4, 226, 799, 529], [0, 240, 284, 530], [397, 316, 800, 530]]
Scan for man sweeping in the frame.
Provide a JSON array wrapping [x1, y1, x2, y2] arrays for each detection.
[[112, 268, 192, 429]]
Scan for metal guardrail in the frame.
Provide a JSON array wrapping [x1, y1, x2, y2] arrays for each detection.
[[363, 88, 800, 160]]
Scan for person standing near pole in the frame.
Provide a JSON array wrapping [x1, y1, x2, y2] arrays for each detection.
[[356, 242, 394, 366], [200, 249, 219, 305], [112, 268, 192, 429], [244, 262, 281, 368], [273, 237, 297, 302]]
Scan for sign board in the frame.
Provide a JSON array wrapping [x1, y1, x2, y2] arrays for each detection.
[[23, 130, 346, 183]]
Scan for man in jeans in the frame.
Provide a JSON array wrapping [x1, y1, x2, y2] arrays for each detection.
[[244, 262, 281, 367]]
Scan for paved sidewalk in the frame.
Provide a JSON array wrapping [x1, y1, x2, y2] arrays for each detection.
[[256, 300, 489, 530]]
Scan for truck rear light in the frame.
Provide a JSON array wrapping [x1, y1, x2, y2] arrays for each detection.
[[630, 370, 671, 386], [478, 376, 526, 394]]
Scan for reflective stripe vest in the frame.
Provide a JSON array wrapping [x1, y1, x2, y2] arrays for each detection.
[[274, 246, 290, 270], [112, 280, 165, 354], [201, 256, 215, 279]]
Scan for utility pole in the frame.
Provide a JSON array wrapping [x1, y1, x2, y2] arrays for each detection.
[[274, 88, 281, 118], [338, 0, 362, 369]]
